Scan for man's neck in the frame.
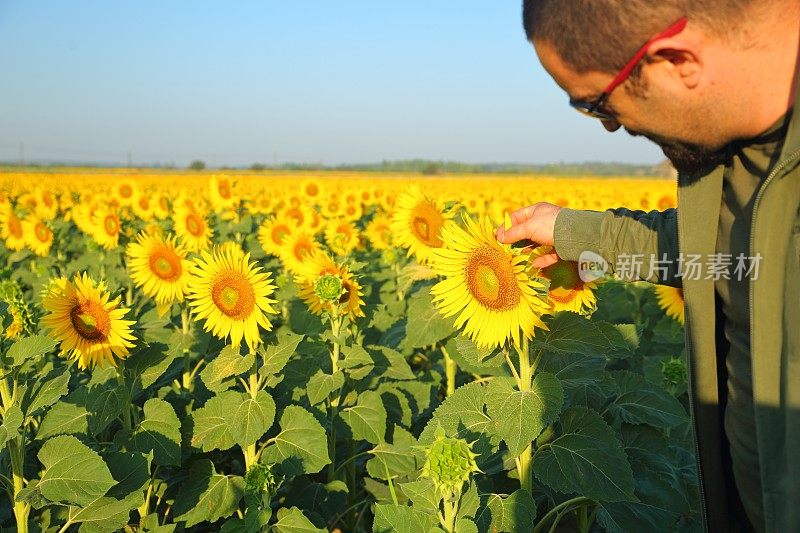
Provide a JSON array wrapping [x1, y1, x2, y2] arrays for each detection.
[[734, 7, 800, 137]]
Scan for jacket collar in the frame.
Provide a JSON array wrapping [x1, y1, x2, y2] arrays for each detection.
[[779, 59, 800, 161]]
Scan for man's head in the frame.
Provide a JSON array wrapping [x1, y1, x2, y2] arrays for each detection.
[[523, 0, 795, 175]]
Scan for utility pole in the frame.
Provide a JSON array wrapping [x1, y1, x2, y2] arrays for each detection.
[[19, 142, 25, 166], [127, 150, 132, 168]]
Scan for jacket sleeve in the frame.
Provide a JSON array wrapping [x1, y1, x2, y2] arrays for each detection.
[[553, 207, 682, 287]]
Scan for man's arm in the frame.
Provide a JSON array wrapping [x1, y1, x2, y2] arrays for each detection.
[[496, 203, 682, 287]]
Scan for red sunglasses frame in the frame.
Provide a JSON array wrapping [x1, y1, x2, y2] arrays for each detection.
[[569, 17, 689, 120]]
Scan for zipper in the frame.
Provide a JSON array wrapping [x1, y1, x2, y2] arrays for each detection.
[[747, 146, 800, 532], [675, 174, 710, 530]]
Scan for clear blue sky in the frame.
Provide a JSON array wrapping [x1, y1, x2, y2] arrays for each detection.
[[0, 1, 664, 167]]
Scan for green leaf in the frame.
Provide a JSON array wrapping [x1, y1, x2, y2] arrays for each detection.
[[259, 330, 304, 377], [533, 407, 636, 502], [36, 389, 90, 440], [367, 426, 420, 480], [339, 344, 374, 380], [306, 370, 345, 406], [22, 365, 70, 417], [37, 435, 116, 507], [596, 459, 685, 532], [85, 378, 127, 436], [531, 312, 610, 357], [594, 321, 636, 359], [200, 346, 254, 393], [272, 506, 326, 533], [402, 288, 455, 349], [8, 335, 57, 366], [370, 345, 416, 381], [0, 405, 23, 447], [230, 390, 276, 448], [339, 390, 387, 445], [476, 490, 537, 533], [262, 405, 330, 476], [125, 341, 180, 390], [446, 336, 507, 376], [609, 371, 687, 429], [398, 478, 438, 513], [190, 391, 241, 453], [372, 504, 439, 533], [486, 373, 563, 456], [173, 459, 245, 527], [131, 398, 181, 466], [105, 451, 152, 500], [419, 381, 492, 444], [67, 491, 143, 533]]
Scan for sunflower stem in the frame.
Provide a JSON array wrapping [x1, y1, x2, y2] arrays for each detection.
[[514, 338, 535, 493], [8, 428, 30, 532], [117, 367, 133, 432], [180, 307, 192, 391], [503, 349, 522, 390], [441, 344, 457, 397]]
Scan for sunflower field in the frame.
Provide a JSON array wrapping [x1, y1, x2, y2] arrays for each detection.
[[0, 170, 698, 533]]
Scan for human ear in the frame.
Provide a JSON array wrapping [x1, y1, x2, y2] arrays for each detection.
[[644, 37, 703, 90]]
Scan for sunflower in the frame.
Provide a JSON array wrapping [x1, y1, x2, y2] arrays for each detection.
[[295, 250, 365, 319], [391, 185, 451, 263], [0, 280, 34, 340], [186, 242, 278, 351], [22, 215, 53, 257], [324, 218, 360, 256], [209, 176, 237, 211], [257, 215, 296, 256], [279, 231, 322, 274], [282, 205, 313, 230], [153, 194, 171, 220], [172, 204, 213, 252], [126, 232, 192, 314], [365, 213, 393, 250], [654, 285, 685, 325], [34, 187, 58, 220], [91, 207, 122, 250], [430, 215, 550, 350], [300, 178, 325, 203], [41, 272, 136, 369], [112, 179, 138, 207], [132, 191, 155, 221], [530, 245, 599, 315], [0, 207, 26, 251]]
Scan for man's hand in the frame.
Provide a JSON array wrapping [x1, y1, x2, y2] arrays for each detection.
[[495, 202, 562, 268]]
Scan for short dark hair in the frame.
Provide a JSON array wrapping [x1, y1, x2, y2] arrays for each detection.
[[522, 0, 757, 74]]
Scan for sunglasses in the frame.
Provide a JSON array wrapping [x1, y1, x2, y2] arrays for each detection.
[[569, 17, 689, 121]]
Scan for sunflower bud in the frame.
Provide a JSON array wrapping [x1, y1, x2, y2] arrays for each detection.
[[420, 427, 480, 499], [662, 356, 688, 388], [244, 463, 280, 498], [314, 274, 344, 302]]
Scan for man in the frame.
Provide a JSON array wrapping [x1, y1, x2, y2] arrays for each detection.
[[496, 2, 800, 532]]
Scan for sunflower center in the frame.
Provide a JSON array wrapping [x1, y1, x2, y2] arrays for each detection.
[[541, 260, 583, 304], [70, 299, 111, 341], [104, 215, 119, 235], [306, 183, 319, 196], [35, 222, 50, 242], [9, 216, 22, 238], [211, 271, 256, 319], [293, 241, 313, 261], [120, 185, 133, 198], [541, 260, 581, 291], [411, 202, 444, 247], [139, 197, 150, 209], [271, 225, 289, 244], [149, 248, 182, 281], [186, 214, 204, 236], [286, 208, 304, 226], [218, 182, 231, 199], [465, 246, 520, 311]]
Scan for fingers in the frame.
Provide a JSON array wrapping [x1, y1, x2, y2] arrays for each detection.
[[495, 202, 560, 246], [531, 252, 559, 269]]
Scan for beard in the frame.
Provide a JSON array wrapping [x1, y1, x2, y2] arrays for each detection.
[[626, 128, 730, 179]]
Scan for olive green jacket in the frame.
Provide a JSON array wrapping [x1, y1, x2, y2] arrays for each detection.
[[552, 82, 800, 532]]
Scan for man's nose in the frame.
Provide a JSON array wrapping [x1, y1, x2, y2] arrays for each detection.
[[601, 119, 621, 132]]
